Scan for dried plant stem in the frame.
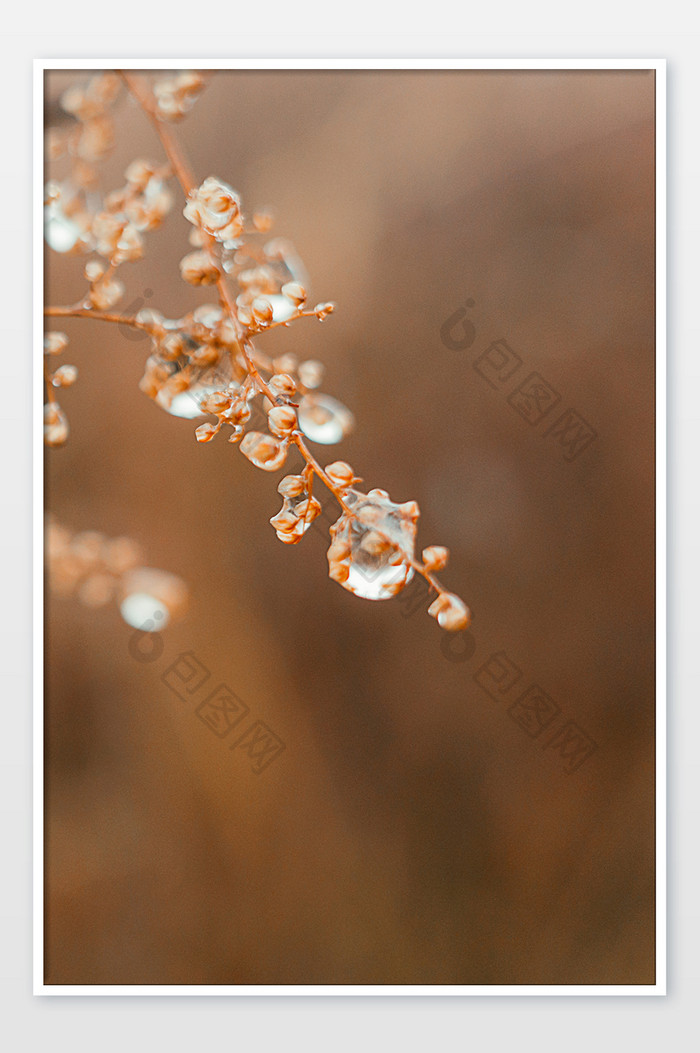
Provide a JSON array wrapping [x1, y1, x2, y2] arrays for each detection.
[[47, 71, 462, 610], [45, 305, 152, 334]]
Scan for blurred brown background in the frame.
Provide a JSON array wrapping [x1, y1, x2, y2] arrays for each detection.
[[44, 69, 656, 985]]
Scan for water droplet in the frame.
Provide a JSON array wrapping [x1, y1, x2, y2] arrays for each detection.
[[156, 355, 241, 420], [298, 394, 354, 445], [44, 201, 82, 253], [266, 293, 298, 323], [120, 591, 170, 630], [328, 490, 417, 600]]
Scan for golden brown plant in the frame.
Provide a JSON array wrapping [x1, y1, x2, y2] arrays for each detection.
[[44, 70, 470, 633]]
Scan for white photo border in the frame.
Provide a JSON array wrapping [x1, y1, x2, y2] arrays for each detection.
[[34, 57, 666, 997]]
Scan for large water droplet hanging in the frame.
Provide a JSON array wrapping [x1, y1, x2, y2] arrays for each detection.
[[328, 490, 418, 601], [299, 394, 354, 445]]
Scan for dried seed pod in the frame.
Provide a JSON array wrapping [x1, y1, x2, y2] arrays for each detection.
[[281, 281, 306, 306], [124, 158, 158, 192], [89, 277, 124, 310], [253, 210, 274, 233], [251, 297, 274, 325], [295, 497, 322, 523], [270, 509, 301, 533], [195, 421, 220, 443], [44, 403, 69, 447], [180, 250, 219, 285], [223, 398, 252, 425], [84, 259, 105, 282], [240, 432, 288, 471], [324, 461, 355, 488], [268, 405, 297, 438], [44, 332, 68, 356], [427, 592, 470, 632], [268, 373, 296, 398], [422, 545, 449, 572], [159, 331, 186, 361], [51, 365, 78, 387], [183, 176, 243, 241], [113, 223, 143, 264], [278, 474, 306, 498], [199, 390, 234, 414]]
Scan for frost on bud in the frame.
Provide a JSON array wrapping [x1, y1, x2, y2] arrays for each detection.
[[324, 461, 355, 489], [44, 332, 68, 356], [195, 422, 221, 443], [281, 281, 306, 306], [268, 373, 296, 398], [240, 432, 288, 471], [268, 405, 297, 438], [422, 545, 449, 572], [44, 403, 69, 447], [427, 592, 470, 632], [180, 250, 219, 285], [278, 474, 306, 498], [314, 302, 335, 320]]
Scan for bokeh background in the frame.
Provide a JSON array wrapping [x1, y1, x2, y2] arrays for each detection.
[[44, 69, 656, 985]]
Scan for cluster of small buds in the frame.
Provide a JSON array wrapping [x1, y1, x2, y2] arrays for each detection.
[[59, 73, 121, 164], [267, 473, 320, 544], [45, 72, 472, 634], [44, 75, 126, 257], [153, 71, 205, 122], [85, 260, 124, 310], [44, 333, 77, 447], [47, 517, 188, 630]]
